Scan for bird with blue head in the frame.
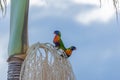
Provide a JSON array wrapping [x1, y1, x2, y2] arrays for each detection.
[[65, 46, 76, 57], [53, 30, 76, 58], [53, 30, 66, 50]]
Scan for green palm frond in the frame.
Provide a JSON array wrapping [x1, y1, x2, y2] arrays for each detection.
[[113, 0, 119, 22], [99, 0, 119, 22], [0, 0, 7, 16], [99, 0, 102, 8]]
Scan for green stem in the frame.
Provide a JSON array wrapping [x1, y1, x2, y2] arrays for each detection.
[[8, 0, 29, 57]]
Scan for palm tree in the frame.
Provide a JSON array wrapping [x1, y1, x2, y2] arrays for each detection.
[[6, 0, 29, 80], [0, 0, 119, 80], [1, 0, 29, 80]]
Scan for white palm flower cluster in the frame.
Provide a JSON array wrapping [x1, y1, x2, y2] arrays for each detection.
[[20, 42, 75, 80]]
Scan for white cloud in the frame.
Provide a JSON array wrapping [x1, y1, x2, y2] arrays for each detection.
[[29, 0, 119, 24], [30, 0, 72, 10], [73, 0, 100, 5], [73, 0, 119, 24], [7, 0, 47, 7], [7, 0, 120, 24], [75, 6, 115, 24], [30, 0, 47, 7]]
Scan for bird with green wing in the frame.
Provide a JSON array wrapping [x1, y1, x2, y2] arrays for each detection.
[[53, 30, 76, 58], [53, 30, 66, 50]]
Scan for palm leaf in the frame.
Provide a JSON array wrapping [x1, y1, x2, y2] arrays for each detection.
[[113, 0, 119, 22], [0, 0, 6, 16], [99, 0, 102, 8]]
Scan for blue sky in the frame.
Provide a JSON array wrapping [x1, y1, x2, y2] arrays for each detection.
[[0, 0, 120, 80]]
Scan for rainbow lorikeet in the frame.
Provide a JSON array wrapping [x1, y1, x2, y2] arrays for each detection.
[[53, 30, 66, 50], [61, 46, 76, 58]]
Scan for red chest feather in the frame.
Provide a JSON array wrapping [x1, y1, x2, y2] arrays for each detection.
[[65, 49, 72, 56], [53, 35, 60, 43]]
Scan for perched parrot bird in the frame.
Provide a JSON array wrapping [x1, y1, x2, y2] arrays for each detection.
[[64, 46, 76, 58], [53, 30, 66, 50]]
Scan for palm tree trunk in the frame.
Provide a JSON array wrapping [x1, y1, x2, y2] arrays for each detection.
[[7, 0, 29, 80], [7, 58, 23, 80]]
